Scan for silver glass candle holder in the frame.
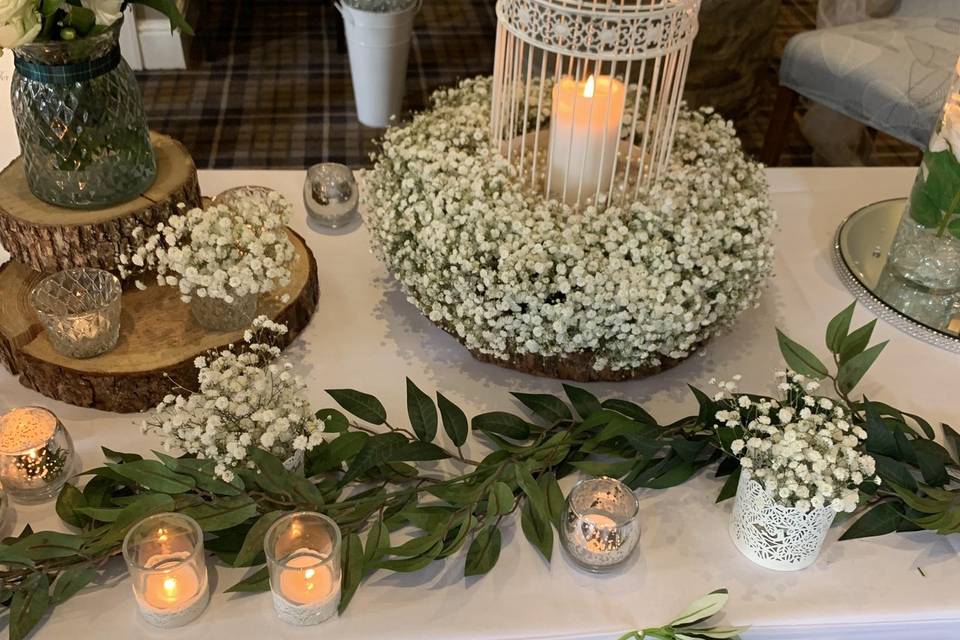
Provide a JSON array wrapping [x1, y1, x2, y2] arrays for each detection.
[[30, 268, 122, 359], [304, 163, 359, 229], [123, 513, 210, 628], [560, 477, 641, 572], [0, 407, 76, 503], [264, 511, 342, 626]]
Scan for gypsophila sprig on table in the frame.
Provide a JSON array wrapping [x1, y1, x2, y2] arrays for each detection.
[[143, 316, 325, 481], [711, 370, 878, 513], [119, 188, 295, 304]]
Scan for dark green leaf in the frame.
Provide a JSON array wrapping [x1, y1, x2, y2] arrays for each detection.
[[316, 408, 350, 432], [339, 533, 365, 614], [235, 511, 285, 567], [511, 392, 572, 424], [101, 494, 176, 546], [839, 503, 903, 540], [839, 320, 877, 364], [437, 393, 469, 447], [341, 433, 408, 486], [472, 412, 532, 440], [108, 460, 195, 494], [154, 453, 245, 496], [538, 472, 565, 530], [75, 506, 123, 522], [515, 465, 551, 525], [647, 460, 699, 489], [913, 440, 951, 487], [776, 328, 828, 379], [51, 565, 97, 605], [0, 547, 35, 568], [63, 5, 95, 36], [181, 495, 259, 532], [825, 302, 856, 353], [837, 341, 887, 394], [388, 533, 443, 557], [864, 400, 899, 458], [326, 389, 387, 425], [715, 466, 741, 503], [376, 542, 443, 572], [570, 459, 634, 478], [56, 483, 88, 528], [388, 441, 449, 463], [225, 566, 270, 593], [520, 499, 553, 563], [363, 520, 390, 564], [601, 398, 658, 425], [306, 431, 368, 475], [563, 384, 602, 419], [10, 572, 49, 640], [874, 455, 919, 492], [909, 172, 942, 228], [101, 447, 143, 464], [406, 378, 438, 442], [464, 526, 502, 577], [11, 531, 86, 560], [81, 475, 117, 509]]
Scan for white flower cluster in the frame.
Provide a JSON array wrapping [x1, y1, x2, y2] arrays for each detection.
[[364, 77, 776, 371], [119, 188, 295, 304], [712, 371, 878, 513], [142, 316, 325, 481]]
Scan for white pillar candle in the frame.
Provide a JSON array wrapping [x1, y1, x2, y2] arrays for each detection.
[[548, 75, 626, 206]]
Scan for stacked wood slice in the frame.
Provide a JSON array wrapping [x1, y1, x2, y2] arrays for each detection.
[[0, 134, 319, 413]]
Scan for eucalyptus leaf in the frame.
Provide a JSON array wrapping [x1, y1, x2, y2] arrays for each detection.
[[776, 329, 828, 379], [327, 388, 387, 425], [511, 392, 572, 424], [10, 572, 49, 640], [51, 565, 97, 605], [339, 533, 365, 614], [437, 392, 469, 447], [670, 588, 729, 626], [108, 460, 195, 494], [407, 378, 438, 442], [235, 511, 285, 567], [472, 412, 532, 440], [825, 302, 856, 353], [56, 483, 88, 528], [562, 384, 602, 418], [464, 526, 502, 577]]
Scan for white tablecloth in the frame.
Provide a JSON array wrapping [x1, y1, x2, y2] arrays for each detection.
[[2, 167, 958, 640]]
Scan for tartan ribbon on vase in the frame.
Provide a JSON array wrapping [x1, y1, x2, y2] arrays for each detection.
[[13, 46, 122, 85]]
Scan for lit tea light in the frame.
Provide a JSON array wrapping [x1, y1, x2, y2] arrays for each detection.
[[0, 407, 75, 503], [561, 477, 640, 572], [123, 514, 209, 628], [265, 512, 342, 625]]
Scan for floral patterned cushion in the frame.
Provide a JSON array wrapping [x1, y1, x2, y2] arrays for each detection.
[[780, 16, 960, 148]]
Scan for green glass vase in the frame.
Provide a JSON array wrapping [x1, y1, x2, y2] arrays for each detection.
[[10, 21, 156, 209]]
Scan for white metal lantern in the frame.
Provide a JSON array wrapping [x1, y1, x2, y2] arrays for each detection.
[[492, 0, 701, 209]]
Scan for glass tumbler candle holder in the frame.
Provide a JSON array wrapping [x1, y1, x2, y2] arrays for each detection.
[[30, 268, 122, 359], [265, 511, 342, 626], [304, 163, 359, 229], [122, 513, 210, 628], [560, 477, 641, 572], [0, 407, 75, 503]]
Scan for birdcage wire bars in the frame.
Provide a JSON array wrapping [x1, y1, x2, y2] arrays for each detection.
[[491, 0, 701, 209]]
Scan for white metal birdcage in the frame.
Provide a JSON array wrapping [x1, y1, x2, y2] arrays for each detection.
[[491, 0, 701, 209]]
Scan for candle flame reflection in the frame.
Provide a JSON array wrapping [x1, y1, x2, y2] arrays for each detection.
[[583, 75, 596, 98]]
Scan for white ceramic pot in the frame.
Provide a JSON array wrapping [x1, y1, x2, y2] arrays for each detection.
[[729, 471, 836, 571]]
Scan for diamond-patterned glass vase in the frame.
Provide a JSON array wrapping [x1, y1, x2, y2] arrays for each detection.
[[10, 21, 156, 209], [30, 268, 122, 359]]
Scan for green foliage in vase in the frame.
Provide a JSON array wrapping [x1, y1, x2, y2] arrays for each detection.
[[1, 304, 958, 639], [909, 149, 960, 239]]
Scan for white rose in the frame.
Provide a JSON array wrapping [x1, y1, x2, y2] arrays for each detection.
[[929, 100, 960, 163], [0, 0, 40, 49], [80, 0, 124, 27]]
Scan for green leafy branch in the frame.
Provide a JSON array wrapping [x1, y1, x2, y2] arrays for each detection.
[[909, 149, 960, 240], [618, 589, 747, 640]]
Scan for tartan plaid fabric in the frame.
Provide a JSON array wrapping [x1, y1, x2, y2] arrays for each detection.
[[16, 47, 121, 85], [136, 0, 917, 169]]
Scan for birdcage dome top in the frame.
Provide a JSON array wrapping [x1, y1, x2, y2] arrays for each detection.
[[496, 0, 700, 61]]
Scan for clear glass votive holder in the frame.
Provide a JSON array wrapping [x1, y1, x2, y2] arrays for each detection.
[[0, 407, 75, 503], [560, 476, 641, 572], [30, 268, 122, 359], [304, 163, 359, 229], [264, 511, 342, 626], [122, 513, 210, 628]]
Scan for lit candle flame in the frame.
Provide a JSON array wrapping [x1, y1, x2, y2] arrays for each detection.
[[583, 75, 596, 98], [162, 577, 178, 600]]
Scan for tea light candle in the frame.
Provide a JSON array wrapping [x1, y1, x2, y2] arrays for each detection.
[[560, 477, 640, 572], [123, 514, 209, 628], [265, 512, 342, 625], [0, 407, 75, 503], [548, 74, 626, 206]]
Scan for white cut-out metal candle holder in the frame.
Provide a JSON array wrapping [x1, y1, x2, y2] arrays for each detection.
[[560, 476, 640, 571], [0, 407, 75, 503], [729, 472, 836, 571], [265, 511, 342, 626], [123, 513, 210, 628], [492, 0, 701, 209]]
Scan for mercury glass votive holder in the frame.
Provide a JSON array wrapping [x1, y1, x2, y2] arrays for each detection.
[[122, 513, 210, 629], [560, 477, 641, 572], [0, 407, 76, 503], [264, 511, 342, 626], [304, 163, 359, 228], [30, 268, 122, 359]]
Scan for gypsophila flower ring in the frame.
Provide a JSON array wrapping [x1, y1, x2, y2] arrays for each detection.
[[364, 77, 777, 380]]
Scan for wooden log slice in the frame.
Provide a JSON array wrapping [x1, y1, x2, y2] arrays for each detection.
[[0, 229, 319, 414], [0, 132, 201, 274]]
